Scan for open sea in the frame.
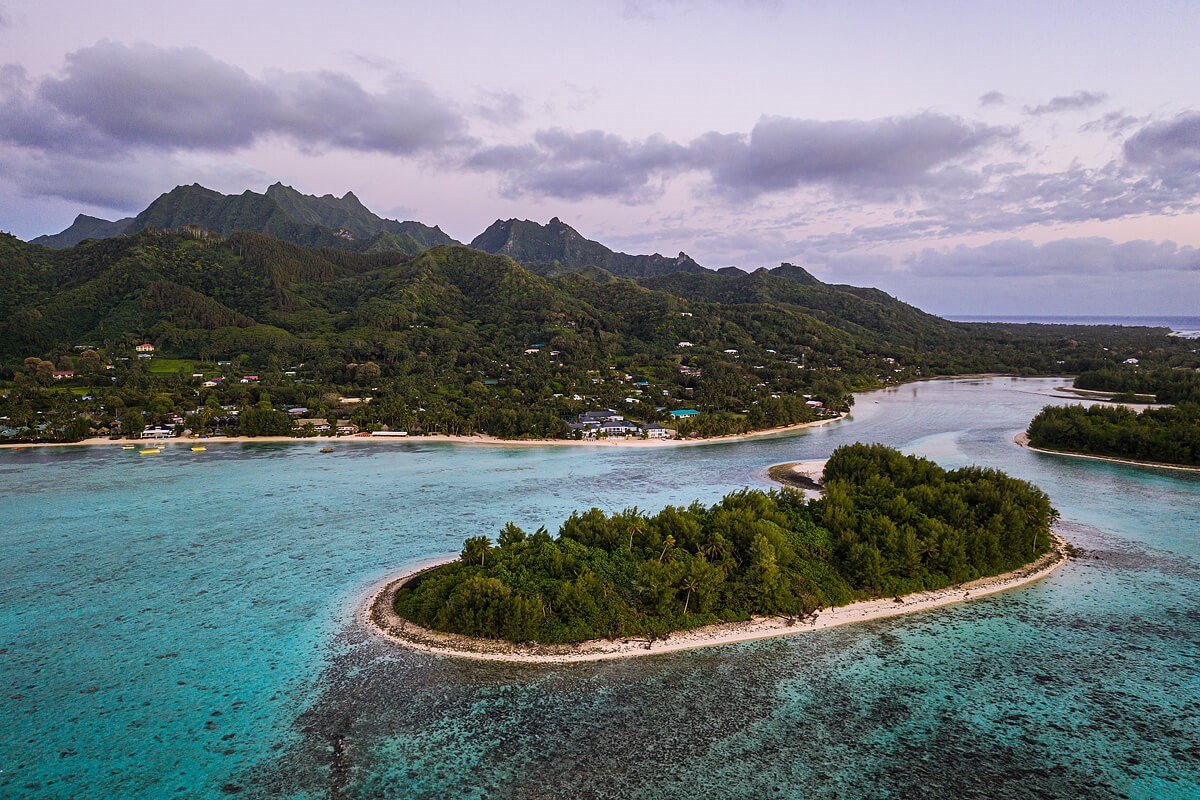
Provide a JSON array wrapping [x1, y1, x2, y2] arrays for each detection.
[[2, 377, 1198, 798]]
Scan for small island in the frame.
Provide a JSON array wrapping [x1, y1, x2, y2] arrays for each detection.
[[1024, 403, 1200, 470], [368, 444, 1066, 661]]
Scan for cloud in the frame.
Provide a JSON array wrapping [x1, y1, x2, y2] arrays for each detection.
[[694, 113, 1007, 199], [1026, 90, 1108, 115], [1124, 111, 1200, 168], [979, 91, 1007, 106], [905, 237, 1200, 278], [467, 128, 689, 201], [473, 91, 527, 126], [0, 41, 470, 158], [0, 145, 267, 210], [466, 112, 1008, 202]]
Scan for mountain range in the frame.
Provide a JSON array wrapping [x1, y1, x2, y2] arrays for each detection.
[[31, 184, 735, 280]]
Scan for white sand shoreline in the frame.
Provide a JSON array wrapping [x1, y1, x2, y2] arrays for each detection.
[[361, 532, 1071, 665], [0, 413, 845, 451], [1014, 431, 1200, 474]]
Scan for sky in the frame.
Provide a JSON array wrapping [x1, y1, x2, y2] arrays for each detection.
[[1, 0, 1198, 316]]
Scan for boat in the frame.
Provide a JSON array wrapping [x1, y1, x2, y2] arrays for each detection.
[[121, 444, 136, 450], [320, 446, 335, 453], [190, 446, 207, 452], [138, 448, 160, 455]]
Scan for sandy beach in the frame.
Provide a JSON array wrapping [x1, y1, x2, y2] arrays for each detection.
[[1015, 431, 1200, 474], [0, 413, 845, 451], [362, 532, 1071, 665]]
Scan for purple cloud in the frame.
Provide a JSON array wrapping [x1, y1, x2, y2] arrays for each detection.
[[0, 41, 470, 157]]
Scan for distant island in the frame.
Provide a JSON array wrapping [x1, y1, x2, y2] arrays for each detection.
[[370, 444, 1062, 660], [1024, 403, 1200, 469]]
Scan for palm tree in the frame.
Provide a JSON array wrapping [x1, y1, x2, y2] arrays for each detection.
[[461, 535, 492, 566]]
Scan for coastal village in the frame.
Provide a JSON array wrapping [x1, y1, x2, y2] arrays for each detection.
[[1, 329, 850, 444]]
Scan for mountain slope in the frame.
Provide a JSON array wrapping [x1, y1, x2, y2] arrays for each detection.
[[471, 217, 708, 278], [30, 214, 135, 249], [31, 184, 458, 256]]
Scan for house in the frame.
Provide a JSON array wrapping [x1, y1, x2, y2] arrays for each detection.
[[1124, 358, 1139, 365], [242, 375, 259, 382], [723, 349, 738, 355], [135, 343, 155, 353], [677, 341, 693, 347], [51, 371, 74, 380], [335, 420, 358, 435], [568, 422, 598, 438], [294, 418, 331, 433], [287, 407, 309, 415], [578, 409, 622, 426], [670, 409, 699, 419], [643, 423, 675, 439], [806, 400, 824, 408], [599, 420, 641, 437]]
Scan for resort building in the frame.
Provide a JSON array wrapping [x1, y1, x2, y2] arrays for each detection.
[[670, 409, 699, 419], [643, 424, 676, 439]]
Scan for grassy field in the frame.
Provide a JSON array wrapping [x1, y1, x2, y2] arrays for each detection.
[[145, 358, 196, 374]]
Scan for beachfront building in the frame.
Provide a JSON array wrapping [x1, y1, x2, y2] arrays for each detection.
[[599, 420, 642, 437], [579, 409, 623, 426], [643, 423, 676, 439], [294, 418, 331, 433]]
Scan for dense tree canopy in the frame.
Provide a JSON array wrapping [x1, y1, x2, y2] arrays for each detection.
[[393, 444, 1057, 644], [1027, 403, 1200, 467]]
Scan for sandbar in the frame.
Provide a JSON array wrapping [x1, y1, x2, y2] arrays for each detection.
[[362, 532, 1070, 664]]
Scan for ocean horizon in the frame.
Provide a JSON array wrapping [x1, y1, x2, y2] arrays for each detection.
[[946, 314, 1200, 337]]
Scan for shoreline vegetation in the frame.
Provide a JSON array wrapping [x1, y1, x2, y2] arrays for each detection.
[[0, 413, 846, 450], [364, 534, 1070, 664], [366, 444, 1062, 663], [1015, 431, 1200, 474]]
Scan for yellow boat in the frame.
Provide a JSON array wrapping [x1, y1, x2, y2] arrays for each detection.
[[138, 448, 160, 455], [190, 446, 207, 452]]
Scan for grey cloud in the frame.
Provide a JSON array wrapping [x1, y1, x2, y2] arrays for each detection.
[[1124, 112, 1200, 168], [1026, 90, 1108, 115], [979, 91, 1007, 106], [470, 128, 689, 201], [0, 41, 469, 157], [466, 113, 1007, 202], [0, 145, 267, 210], [905, 237, 1200, 278], [1081, 110, 1144, 135], [695, 114, 1007, 199], [474, 91, 526, 126]]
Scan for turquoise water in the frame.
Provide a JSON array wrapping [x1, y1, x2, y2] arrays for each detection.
[[2, 378, 1197, 798]]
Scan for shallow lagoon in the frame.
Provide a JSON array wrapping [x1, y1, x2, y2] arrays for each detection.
[[2, 378, 1198, 798]]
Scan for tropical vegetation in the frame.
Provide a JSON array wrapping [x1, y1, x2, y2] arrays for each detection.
[[392, 444, 1057, 644], [1027, 403, 1200, 467]]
